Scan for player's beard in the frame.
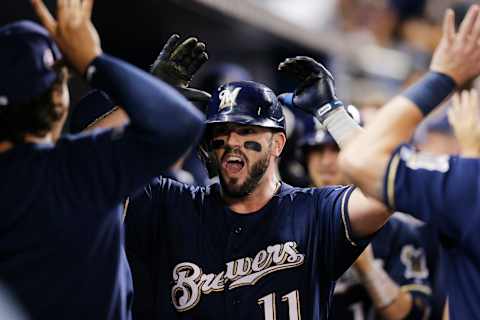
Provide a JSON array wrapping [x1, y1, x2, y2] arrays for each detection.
[[216, 148, 271, 198]]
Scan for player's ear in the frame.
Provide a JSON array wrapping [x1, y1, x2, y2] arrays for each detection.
[[271, 131, 286, 157]]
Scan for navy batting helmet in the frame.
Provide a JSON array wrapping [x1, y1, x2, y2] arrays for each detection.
[[206, 81, 285, 132]]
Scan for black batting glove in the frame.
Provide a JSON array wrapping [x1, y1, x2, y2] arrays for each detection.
[[278, 56, 343, 121], [151, 34, 211, 103]]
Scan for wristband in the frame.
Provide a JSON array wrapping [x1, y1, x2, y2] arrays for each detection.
[[402, 71, 456, 116]]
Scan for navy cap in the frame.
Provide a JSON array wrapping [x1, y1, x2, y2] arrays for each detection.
[[299, 116, 336, 148], [0, 20, 62, 107], [299, 105, 361, 148], [70, 90, 116, 134]]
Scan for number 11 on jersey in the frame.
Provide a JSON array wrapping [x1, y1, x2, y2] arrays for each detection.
[[257, 290, 301, 320]]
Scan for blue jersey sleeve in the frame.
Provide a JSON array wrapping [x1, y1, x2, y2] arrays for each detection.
[[88, 54, 204, 146], [54, 52, 204, 210], [383, 144, 480, 242], [316, 186, 371, 280]]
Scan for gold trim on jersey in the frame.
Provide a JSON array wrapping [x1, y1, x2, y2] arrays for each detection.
[[400, 284, 432, 295], [387, 153, 401, 209], [341, 186, 357, 247]]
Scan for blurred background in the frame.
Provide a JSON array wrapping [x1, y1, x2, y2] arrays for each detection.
[[1, 0, 475, 184], [1, 0, 476, 166], [0, 0, 473, 105]]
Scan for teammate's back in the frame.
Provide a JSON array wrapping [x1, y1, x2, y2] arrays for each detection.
[[0, 1, 204, 318]]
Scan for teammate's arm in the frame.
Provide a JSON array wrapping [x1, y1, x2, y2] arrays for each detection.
[[353, 245, 413, 319], [338, 5, 480, 202], [82, 34, 210, 132], [32, 0, 204, 207]]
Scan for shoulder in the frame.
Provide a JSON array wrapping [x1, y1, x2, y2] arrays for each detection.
[[134, 176, 216, 201], [59, 128, 115, 143], [277, 183, 352, 202]]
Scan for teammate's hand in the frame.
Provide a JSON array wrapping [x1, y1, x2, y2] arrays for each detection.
[[448, 89, 480, 157], [151, 34, 211, 102], [278, 56, 341, 119], [352, 245, 375, 273], [31, 0, 102, 75], [430, 5, 480, 86]]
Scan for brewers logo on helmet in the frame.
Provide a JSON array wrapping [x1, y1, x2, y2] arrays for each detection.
[[206, 81, 285, 132]]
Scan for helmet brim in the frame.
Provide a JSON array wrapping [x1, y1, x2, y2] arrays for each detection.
[[206, 114, 285, 132]]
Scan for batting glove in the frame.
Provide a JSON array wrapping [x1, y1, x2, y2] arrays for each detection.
[[278, 56, 344, 122], [151, 34, 211, 103]]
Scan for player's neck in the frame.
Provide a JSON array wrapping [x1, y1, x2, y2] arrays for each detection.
[[224, 167, 280, 214]]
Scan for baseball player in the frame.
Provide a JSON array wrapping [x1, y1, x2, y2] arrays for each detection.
[[298, 116, 431, 319], [99, 33, 411, 319], [78, 32, 395, 319], [339, 5, 480, 319], [123, 79, 392, 320], [0, 0, 203, 319]]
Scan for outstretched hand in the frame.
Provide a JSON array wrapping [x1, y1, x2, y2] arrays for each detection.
[[151, 34, 210, 102], [31, 0, 102, 75], [278, 56, 340, 119], [448, 89, 480, 157], [430, 5, 480, 85]]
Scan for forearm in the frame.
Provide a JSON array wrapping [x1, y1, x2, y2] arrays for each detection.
[[339, 70, 457, 201], [88, 54, 205, 145], [340, 97, 422, 199], [320, 109, 393, 237], [357, 263, 413, 320]]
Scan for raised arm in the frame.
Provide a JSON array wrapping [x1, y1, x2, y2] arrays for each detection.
[[81, 34, 210, 132], [32, 0, 204, 148], [31, 0, 205, 207], [278, 57, 390, 238], [339, 5, 480, 201]]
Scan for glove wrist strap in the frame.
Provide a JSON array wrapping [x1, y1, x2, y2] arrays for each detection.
[[314, 100, 344, 122]]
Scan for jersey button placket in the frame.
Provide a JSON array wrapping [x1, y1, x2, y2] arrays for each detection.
[[234, 226, 243, 235]]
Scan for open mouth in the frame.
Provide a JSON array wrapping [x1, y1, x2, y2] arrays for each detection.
[[222, 154, 246, 175]]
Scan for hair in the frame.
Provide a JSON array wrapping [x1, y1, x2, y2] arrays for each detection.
[[0, 62, 69, 143]]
